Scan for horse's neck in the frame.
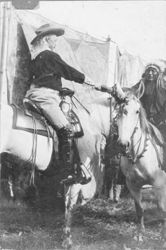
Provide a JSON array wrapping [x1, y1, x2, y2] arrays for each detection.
[[75, 96, 111, 138], [156, 87, 166, 109], [131, 124, 147, 155]]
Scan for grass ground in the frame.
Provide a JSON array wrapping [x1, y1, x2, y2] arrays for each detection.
[[0, 186, 164, 250]]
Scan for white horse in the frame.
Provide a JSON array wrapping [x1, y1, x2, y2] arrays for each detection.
[[114, 89, 166, 247], [0, 85, 117, 249]]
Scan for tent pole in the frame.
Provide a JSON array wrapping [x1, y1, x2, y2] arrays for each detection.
[[107, 39, 120, 88], [0, 2, 11, 105], [0, 2, 11, 182]]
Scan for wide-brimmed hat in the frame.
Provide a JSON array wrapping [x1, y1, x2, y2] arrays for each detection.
[[31, 24, 65, 45]]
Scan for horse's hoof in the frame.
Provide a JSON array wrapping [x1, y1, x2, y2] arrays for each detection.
[[114, 198, 119, 203], [138, 234, 144, 242], [162, 241, 166, 249], [62, 238, 73, 249], [62, 227, 72, 249], [133, 232, 144, 242], [133, 235, 137, 241]]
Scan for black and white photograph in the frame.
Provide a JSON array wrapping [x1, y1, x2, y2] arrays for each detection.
[[1, 1, 166, 249]]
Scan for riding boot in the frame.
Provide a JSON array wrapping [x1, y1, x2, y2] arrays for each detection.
[[58, 126, 91, 185], [58, 126, 74, 173]]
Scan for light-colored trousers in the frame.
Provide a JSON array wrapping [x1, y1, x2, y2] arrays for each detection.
[[25, 87, 69, 129]]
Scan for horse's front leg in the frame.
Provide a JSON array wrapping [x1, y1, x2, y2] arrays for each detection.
[[126, 179, 145, 242], [153, 170, 166, 248], [8, 174, 15, 200], [134, 199, 145, 239], [62, 184, 81, 249]]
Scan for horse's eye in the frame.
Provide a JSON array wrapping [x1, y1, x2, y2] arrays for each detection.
[[123, 109, 128, 115], [136, 110, 140, 114]]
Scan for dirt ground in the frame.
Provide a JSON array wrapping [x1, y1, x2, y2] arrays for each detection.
[[0, 185, 165, 250]]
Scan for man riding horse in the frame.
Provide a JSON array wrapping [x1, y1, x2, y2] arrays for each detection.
[[25, 24, 92, 185], [132, 64, 163, 122], [130, 63, 166, 139], [136, 64, 161, 120]]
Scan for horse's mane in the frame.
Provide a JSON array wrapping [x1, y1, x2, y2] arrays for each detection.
[[127, 94, 165, 146], [139, 100, 151, 134], [127, 94, 151, 134]]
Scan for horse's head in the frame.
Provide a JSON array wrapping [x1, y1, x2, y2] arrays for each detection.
[[113, 85, 149, 152], [117, 95, 141, 149]]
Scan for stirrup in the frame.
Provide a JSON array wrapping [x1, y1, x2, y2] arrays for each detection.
[[60, 174, 91, 185], [60, 175, 78, 185], [78, 176, 91, 185]]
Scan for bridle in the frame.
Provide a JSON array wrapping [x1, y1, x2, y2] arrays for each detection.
[[116, 101, 148, 164], [109, 85, 163, 168], [126, 114, 148, 164]]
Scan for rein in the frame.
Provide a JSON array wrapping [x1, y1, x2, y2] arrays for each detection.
[[149, 136, 163, 169], [72, 95, 91, 115], [126, 122, 148, 164], [29, 115, 37, 186], [118, 106, 162, 167], [117, 108, 148, 164]]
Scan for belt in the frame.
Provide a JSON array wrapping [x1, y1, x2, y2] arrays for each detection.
[[33, 73, 55, 82]]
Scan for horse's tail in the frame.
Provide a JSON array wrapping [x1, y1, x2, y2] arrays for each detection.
[[0, 104, 13, 154]]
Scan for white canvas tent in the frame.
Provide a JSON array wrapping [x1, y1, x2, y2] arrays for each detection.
[[0, 3, 120, 108], [1, 3, 166, 107]]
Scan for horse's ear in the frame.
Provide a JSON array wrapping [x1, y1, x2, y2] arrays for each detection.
[[112, 84, 126, 103], [131, 80, 145, 99]]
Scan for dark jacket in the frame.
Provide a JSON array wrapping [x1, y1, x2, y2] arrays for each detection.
[[30, 50, 85, 91]]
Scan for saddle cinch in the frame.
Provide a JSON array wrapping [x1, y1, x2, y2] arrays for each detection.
[[12, 88, 84, 138]]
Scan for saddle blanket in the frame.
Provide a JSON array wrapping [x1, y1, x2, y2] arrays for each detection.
[[12, 104, 54, 137]]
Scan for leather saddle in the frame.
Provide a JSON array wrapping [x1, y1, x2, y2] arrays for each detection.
[[12, 95, 83, 138], [12, 99, 54, 137]]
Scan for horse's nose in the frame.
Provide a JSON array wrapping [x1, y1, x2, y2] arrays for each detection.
[[117, 138, 129, 152]]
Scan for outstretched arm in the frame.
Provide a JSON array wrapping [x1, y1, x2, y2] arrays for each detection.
[[52, 52, 85, 83]]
